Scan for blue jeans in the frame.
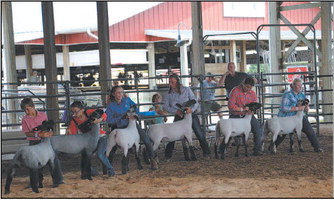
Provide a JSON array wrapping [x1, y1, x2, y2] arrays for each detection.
[[97, 136, 115, 173], [229, 114, 263, 153]]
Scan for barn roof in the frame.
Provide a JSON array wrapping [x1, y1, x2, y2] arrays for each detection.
[[18, 2, 322, 45]]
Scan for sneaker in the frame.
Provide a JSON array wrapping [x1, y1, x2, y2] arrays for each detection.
[[314, 148, 324, 153]]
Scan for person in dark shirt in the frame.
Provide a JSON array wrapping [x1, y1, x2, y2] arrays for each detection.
[[219, 62, 255, 98]]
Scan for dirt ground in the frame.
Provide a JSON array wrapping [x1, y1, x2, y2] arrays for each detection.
[[1, 124, 333, 198]]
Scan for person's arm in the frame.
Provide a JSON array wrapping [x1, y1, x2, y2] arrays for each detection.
[[66, 119, 78, 135], [218, 71, 231, 86], [186, 87, 199, 112], [106, 103, 128, 126], [162, 93, 177, 114]]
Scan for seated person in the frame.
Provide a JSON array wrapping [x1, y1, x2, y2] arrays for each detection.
[[274, 78, 323, 152], [228, 77, 262, 155]]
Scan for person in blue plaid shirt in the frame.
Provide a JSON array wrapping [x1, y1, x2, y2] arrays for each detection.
[[274, 78, 323, 152]]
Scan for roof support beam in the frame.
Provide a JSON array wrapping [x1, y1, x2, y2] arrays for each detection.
[[280, 3, 320, 11], [320, 2, 333, 122], [41, 2, 60, 134], [96, 2, 112, 105], [191, 2, 205, 86], [2, 2, 18, 126]]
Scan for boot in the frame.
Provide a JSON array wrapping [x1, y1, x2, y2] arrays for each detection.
[[150, 157, 158, 170]]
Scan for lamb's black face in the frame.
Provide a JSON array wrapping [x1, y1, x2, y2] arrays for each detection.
[[90, 109, 104, 121], [297, 98, 310, 106], [33, 120, 54, 132], [246, 102, 262, 111]]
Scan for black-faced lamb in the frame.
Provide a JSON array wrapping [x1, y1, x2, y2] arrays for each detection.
[[105, 105, 143, 174], [263, 99, 309, 154], [5, 120, 63, 194], [146, 99, 197, 162], [214, 102, 262, 160], [50, 109, 104, 180]]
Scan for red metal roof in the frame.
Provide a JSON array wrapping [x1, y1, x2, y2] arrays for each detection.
[[19, 2, 322, 45]]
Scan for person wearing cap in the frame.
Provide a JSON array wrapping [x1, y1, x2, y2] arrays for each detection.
[[219, 62, 256, 98], [196, 72, 223, 121]]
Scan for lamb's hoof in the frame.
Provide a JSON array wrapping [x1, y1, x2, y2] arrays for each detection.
[[299, 148, 305, 152], [314, 148, 324, 153], [138, 165, 143, 170], [32, 189, 39, 193], [81, 175, 87, 180], [191, 157, 197, 161], [245, 153, 248, 157], [289, 149, 294, 153], [234, 154, 239, 157], [38, 184, 43, 188], [88, 177, 93, 181], [4, 190, 10, 195], [121, 171, 127, 174]]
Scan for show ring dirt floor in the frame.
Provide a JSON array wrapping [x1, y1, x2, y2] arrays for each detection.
[[1, 124, 333, 198]]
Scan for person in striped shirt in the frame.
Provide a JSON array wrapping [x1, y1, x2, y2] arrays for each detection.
[[228, 77, 262, 156]]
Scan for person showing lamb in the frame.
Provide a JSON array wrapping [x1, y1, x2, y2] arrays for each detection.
[[4, 120, 63, 194], [20, 98, 63, 188], [106, 86, 159, 170], [271, 78, 323, 153], [66, 101, 116, 177], [162, 74, 211, 161], [228, 77, 263, 156]]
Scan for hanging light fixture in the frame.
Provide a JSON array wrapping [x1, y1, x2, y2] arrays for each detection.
[[175, 23, 186, 47]]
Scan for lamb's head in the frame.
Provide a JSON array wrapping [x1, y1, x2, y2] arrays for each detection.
[[176, 99, 197, 114], [297, 98, 309, 106], [89, 109, 104, 122], [245, 102, 262, 112], [127, 105, 139, 120], [33, 120, 54, 132]]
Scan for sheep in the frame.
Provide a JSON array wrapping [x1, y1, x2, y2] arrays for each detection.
[[214, 102, 262, 160], [5, 120, 63, 194], [105, 105, 143, 174], [50, 109, 104, 180], [146, 99, 197, 162], [263, 99, 309, 154]]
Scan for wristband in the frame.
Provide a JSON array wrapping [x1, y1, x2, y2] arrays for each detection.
[[35, 132, 39, 138]]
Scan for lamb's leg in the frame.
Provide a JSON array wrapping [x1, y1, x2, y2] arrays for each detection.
[[80, 152, 87, 179], [185, 136, 196, 161], [220, 141, 227, 160], [296, 131, 305, 152], [86, 154, 93, 180], [234, 137, 240, 157], [29, 169, 39, 193], [214, 143, 219, 159], [52, 155, 64, 186], [38, 168, 44, 188], [271, 133, 279, 154], [243, 134, 248, 157], [182, 139, 191, 161], [4, 165, 17, 194], [142, 147, 150, 164], [135, 144, 143, 170], [289, 133, 294, 153], [121, 155, 128, 174]]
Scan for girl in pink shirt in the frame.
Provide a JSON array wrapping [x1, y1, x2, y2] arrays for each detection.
[[21, 98, 53, 145]]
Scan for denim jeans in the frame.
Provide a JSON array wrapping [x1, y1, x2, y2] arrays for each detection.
[[165, 113, 211, 159], [274, 116, 321, 150], [229, 114, 263, 153], [97, 136, 115, 173]]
